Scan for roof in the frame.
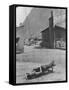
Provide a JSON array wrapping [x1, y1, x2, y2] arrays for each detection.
[[41, 27, 49, 32], [56, 22, 66, 29], [41, 25, 65, 33], [54, 14, 66, 29]]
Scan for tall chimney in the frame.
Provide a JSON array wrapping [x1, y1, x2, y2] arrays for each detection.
[[49, 11, 53, 28], [49, 11, 54, 48]]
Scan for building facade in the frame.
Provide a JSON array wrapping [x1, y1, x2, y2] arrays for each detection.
[[16, 26, 25, 53], [41, 11, 66, 49]]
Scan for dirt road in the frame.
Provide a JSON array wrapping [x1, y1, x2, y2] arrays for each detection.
[[16, 47, 66, 83]]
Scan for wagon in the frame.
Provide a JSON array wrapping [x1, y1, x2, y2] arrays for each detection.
[[26, 60, 56, 80], [26, 67, 42, 79]]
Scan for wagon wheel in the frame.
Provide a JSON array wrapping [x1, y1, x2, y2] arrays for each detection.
[[48, 67, 53, 73]]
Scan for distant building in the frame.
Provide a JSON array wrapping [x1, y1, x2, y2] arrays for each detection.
[[41, 11, 66, 49], [16, 26, 25, 53]]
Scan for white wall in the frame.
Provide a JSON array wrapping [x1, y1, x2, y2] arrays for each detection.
[[0, 0, 69, 89]]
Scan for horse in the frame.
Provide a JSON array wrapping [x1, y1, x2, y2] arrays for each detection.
[[41, 60, 56, 73]]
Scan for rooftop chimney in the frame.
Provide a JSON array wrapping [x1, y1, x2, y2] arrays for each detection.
[[49, 11, 54, 48], [49, 11, 53, 28]]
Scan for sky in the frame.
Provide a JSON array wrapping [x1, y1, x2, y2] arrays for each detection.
[[16, 7, 65, 27], [16, 7, 66, 39], [16, 7, 33, 27]]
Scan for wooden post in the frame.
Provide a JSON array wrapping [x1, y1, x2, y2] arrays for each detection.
[[49, 11, 54, 48]]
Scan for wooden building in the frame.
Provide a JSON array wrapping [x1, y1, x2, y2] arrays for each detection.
[[41, 11, 66, 49]]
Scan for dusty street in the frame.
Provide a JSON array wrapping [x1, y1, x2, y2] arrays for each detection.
[[16, 46, 66, 83]]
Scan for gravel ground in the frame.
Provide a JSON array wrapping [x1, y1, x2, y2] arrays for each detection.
[[16, 47, 66, 84]]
